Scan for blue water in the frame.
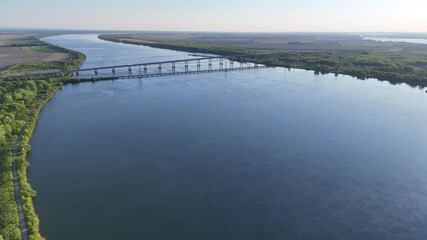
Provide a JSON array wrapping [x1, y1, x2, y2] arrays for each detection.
[[28, 34, 427, 240], [363, 36, 427, 45]]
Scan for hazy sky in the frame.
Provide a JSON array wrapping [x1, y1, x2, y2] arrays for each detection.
[[2, 0, 426, 32]]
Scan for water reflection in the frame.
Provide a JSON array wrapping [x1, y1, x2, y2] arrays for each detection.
[[27, 34, 427, 240]]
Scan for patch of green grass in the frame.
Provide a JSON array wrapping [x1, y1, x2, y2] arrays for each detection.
[[20, 47, 31, 54], [8, 61, 67, 72], [30, 46, 57, 53]]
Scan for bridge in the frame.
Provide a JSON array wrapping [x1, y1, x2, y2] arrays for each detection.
[[2, 53, 276, 80], [68, 53, 273, 80]]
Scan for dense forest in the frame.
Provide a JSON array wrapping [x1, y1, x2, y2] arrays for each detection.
[[0, 79, 61, 240]]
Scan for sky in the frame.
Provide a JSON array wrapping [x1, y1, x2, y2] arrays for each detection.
[[1, 0, 426, 32]]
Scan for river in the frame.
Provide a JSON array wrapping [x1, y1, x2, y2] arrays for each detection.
[[363, 36, 427, 45], [28, 34, 427, 240]]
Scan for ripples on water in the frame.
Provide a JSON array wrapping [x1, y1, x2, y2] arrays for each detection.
[[27, 34, 427, 240]]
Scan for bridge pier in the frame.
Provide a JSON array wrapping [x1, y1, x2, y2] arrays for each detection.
[[66, 54, 273, 78]]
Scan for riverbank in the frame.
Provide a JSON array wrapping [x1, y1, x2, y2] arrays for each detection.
[[63, 76, 119, 84], [25, 33, 427, 240], [14, 84, 62, 240], [0, 79, 63, 240], [0, 37, 86, 240], [99, 33, 427, 88]]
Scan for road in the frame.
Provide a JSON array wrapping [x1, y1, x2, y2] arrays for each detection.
[[11, 109, 36, 240]]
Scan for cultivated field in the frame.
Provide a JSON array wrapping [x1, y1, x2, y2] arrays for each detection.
[[100, 32, 427, 55], [0, 33, 72, 72]]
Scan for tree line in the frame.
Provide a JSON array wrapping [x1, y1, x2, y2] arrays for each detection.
[[0, 38, 86, 240]]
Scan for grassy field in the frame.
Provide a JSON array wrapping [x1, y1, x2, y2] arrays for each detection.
[[99, 33, 427, 88], [0, 34, 36, 47]]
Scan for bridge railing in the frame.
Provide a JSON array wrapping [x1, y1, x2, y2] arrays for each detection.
[[1, 53, 277, 80], [69, 53, 274, 72], [71, 53, 275, 78]]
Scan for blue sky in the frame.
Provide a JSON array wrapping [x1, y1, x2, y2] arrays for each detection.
[[2, 0, 426, 32]]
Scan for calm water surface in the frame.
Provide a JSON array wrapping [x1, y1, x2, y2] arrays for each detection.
[[29, 34, 427, 240], [363, 36, 427, 45]]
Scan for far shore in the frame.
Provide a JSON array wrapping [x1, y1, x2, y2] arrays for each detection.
[[98, 33, 427, 89]]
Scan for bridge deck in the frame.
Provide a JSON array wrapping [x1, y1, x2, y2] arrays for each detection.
[[68, 52, 275, 73], [116, 66, 267, 79], [1, 53, 274, 79]]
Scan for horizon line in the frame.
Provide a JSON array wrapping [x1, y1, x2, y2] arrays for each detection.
[[1, 27, 427, 35]]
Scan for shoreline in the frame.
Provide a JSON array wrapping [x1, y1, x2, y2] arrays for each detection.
[[6, 36, 86, 240], [98, 34, 427, 89], [13, 84, 62, 240], [6, 33, 426, 239]]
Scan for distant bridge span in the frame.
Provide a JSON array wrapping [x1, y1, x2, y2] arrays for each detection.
[[68, 53, 275, 79], [2, 53, 277, 80], [115, 66, 268, 80]]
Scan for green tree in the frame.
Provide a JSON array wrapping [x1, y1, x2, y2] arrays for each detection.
[[1, 224, 20, 240], [0, 126, 5, 142]]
